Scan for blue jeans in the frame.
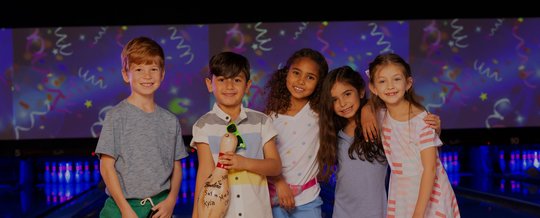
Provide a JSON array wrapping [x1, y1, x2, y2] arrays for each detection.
[[272, 196, 323, 218]]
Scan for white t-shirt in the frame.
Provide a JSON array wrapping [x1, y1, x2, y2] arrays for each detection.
[[270, 103, 320, 206]]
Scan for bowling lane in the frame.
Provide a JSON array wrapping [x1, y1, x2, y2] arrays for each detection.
[[457, 173, 540, 203], [320, 175, 540, 218], [457, 195, 539, 217], [44, 154, 199, 218], [0, 157, 101, 217], [7, 145, 540, 217]]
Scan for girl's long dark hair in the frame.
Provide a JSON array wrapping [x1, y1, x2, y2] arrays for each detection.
[[317, 66, 386, 182], [264, 48, 328, 115]]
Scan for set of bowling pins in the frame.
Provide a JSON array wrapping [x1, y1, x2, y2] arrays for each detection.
[[180, 157, 197, 204], [44, 181, 92, 205], [44, 160, 100, 184], [440, 151, 460, 173], [500, 149, 540, 173], [42, 159, 99, 205]]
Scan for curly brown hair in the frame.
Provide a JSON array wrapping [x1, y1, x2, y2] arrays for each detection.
[[264, 48, 329, 116]]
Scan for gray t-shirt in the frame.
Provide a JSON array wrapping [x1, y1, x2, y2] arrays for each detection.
[[333, 130, 388, 218], [95, 99, 188, 199]]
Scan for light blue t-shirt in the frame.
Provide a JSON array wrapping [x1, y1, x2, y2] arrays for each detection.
[[333, 130, 388, 218]]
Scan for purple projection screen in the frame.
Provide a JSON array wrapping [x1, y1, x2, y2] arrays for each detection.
[[0, 18, 539, 140]]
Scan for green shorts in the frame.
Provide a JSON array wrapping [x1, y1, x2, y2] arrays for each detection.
[[99, 190, 169, 218]]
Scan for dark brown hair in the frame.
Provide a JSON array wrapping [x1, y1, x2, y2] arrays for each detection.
[[317, 66, 386, 182], [208, 51, 250, 81]]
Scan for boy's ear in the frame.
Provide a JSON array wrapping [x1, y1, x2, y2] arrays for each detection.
[[160, 70, 165, 82], [205, 77, 213, 93], [245, 80, 252, 94], [121, 69, 130, 83]]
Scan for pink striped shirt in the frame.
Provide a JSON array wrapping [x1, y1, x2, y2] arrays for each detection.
[[380, 110, 460, 218]]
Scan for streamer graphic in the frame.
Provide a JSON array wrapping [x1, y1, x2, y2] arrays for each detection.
[[13, 101, 51, 139]]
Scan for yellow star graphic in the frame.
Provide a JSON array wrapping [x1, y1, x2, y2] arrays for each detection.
[[479, 93, 487, 101], [84, 100, 92, 108]]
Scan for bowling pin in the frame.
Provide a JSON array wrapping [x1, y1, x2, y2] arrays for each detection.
[[83, 161, 91, 182], [64, 162, 72, 183], [197, 132, 238, 218], [58, 161, 64, 182], [181, 159, 187, 179], [533, 151, 539, 168], [499, 150, 506, 173], [45, 162, 51, 183], [74, 161, 82, 183], [93, 160, 100, 182], [51, 162, 58, 183]]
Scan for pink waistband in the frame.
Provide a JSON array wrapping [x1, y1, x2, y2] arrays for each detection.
[[298, 177, 317, 191], [269, 177, 318, 206]]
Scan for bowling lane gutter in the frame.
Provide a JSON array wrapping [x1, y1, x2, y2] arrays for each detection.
[[453, 185, 540, 216]]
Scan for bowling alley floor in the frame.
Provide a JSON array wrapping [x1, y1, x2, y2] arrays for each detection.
[[14, 173, 537, 218], [3, 153, 540, 217]]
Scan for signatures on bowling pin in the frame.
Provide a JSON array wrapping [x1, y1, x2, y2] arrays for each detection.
[[203, 174, 227, 189], [201, 174, 230, 208]]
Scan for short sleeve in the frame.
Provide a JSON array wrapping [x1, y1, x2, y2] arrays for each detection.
[[260, 115, 278, 145], [418, 125, 443, 151], [95, 111, 117, 159], [174, 120, 189, 160], [190, 121, 209, 149]]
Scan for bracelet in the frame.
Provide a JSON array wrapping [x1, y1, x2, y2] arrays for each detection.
[[216, 152, 227, 169], [216, 162, 227, 169]]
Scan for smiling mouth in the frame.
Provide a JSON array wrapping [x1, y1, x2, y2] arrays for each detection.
[[341, 106, 353, 114], [293, 86, 304, 92], [140, 82, 154, 87], [385, 91, 398, 96]]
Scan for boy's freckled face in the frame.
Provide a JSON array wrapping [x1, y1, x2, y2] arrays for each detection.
[[122, 62, 164, 97], [206, 73, 251, 108]]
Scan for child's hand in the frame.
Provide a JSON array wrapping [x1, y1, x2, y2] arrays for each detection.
[[218, 152, 246, 171], [275, 180, 295, 211], [423, 113, 441, 135], [360, 105, 378, 142], [121, 208, 138, 218], [150, 197, 175, 218]]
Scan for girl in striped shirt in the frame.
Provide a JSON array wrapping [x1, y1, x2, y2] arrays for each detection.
[[368, 53, 460, 218]]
